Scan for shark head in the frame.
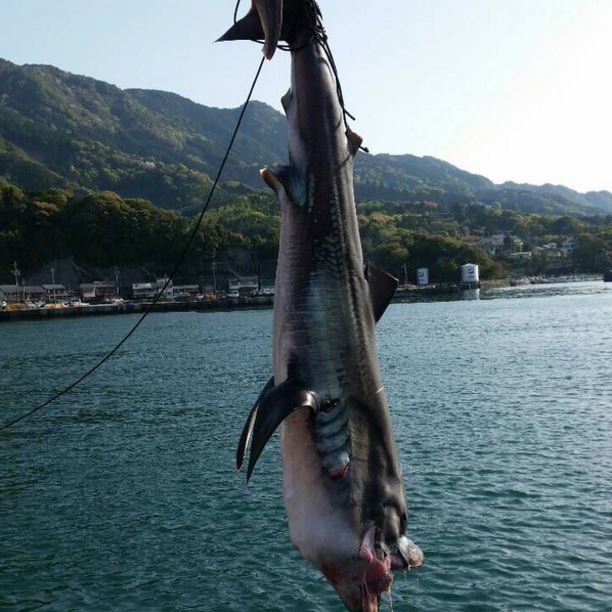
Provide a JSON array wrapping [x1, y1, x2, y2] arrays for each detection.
[[321, 454, 424, 611], [323, 527, 424, 611], [280, 397, 424, 612]]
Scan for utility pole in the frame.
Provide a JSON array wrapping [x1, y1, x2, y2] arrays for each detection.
[[403, 263, 408, 286], [212, 261, 217, 294], [50, 267, 57, 304], [12, 261, 20, 303], [114, 266, 120, 297]]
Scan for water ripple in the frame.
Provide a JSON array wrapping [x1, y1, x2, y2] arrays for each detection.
[[1, 288, 612, 610]]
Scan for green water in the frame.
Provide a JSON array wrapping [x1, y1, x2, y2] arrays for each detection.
[[1, 282, 611, 611]]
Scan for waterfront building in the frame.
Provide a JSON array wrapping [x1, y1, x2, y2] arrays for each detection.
[[80, 281, 119, 303], [0, 284, 46, 302], [131, 282, 157, 299], [227, 270, 258, 295], [131, 279, 173, 300], [172, 285, 200, 299], [460, 263, 480, 284], [42, 284, 68, 301], [155, 278, 173, 299], [416, 268, 429, 286]]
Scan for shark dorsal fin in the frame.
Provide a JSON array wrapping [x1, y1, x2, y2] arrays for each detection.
[[365, 262, 398, 322]]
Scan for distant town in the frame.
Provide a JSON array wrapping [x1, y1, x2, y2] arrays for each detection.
[[0, 263, 276, 317], [1, 235, 605, 322]]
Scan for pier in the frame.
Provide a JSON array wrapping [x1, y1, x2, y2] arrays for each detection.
[[0, 295, 274, 322]]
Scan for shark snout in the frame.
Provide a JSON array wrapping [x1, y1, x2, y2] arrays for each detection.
[[322, 525, 423, 612], [376, 503, 424, 569]]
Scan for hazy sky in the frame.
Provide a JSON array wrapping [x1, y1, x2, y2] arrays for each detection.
[[1, 0, 611, 192]]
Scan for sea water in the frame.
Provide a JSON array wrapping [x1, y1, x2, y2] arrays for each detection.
[[1, 282, 611, 611]]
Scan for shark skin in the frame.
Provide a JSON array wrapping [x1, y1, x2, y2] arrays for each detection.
[[221, 2, 423, 610]]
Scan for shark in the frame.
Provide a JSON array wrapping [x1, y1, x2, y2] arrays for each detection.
[[220, 1, 423, 610]]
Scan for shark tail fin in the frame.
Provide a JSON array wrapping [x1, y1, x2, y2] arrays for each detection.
[[217, 0, 283, 60]]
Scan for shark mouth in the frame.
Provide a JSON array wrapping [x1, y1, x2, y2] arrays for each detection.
[[358, 526, 393, 611]]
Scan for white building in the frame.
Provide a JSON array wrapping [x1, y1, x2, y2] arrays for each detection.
[[132, 282, 156, 299], [416, 268, 429, 286], [561, 238, 576, 256], [509, 252, 533, 261], [227, 271, 258, 294], [460, 263, 480, 283], [173, 284, 199, 298], [479, 234, 505, 256], [479, 234, 523, 255]]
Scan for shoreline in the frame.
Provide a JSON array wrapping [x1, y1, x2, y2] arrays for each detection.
[[0, 295, 275, 323], [0, 275, 604, 323]]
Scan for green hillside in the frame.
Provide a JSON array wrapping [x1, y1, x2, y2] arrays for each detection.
[[1, 57, 612, 217]]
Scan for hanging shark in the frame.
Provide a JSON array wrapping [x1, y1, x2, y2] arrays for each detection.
[[220, 2, 423, 610]]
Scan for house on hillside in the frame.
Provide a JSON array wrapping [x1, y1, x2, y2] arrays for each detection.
[[561, 238, 577, 256], [533, 244, 562, 258], [509, 252, 532, 261], [480, 234, 524, 256], [479, 234, 505, 256]]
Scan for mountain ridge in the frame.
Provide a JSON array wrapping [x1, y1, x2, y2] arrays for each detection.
[[1, 57, 611, 216]]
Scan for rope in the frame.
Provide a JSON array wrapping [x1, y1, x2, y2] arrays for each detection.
[[0, 55, 266, 433], [305, 2, 370, 152], [234, 0, 369, 152]]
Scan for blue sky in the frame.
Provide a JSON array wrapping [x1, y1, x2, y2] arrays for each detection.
[[1, 0, 611, 192]]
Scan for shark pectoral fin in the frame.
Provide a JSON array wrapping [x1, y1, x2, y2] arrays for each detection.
[[237, 376, 275, 471], [261, 165, 306, 208], [246, 379, 319, 481], [365, 262, 399, 322], [346, 128, 363, 156]]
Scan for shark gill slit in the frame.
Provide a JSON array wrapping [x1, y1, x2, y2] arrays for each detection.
[[314, 400, 350, 479]]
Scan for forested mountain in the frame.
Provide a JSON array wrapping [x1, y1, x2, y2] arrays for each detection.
[[4, 179, 612, 286], [1, 57, 611, 216]]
